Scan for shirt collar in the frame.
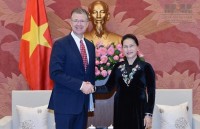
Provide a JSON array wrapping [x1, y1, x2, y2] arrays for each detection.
[[71, 31, 85, 43]]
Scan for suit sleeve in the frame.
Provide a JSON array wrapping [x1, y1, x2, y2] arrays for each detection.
[[95, 63, 118, 93], [145, 63, 156, 114]]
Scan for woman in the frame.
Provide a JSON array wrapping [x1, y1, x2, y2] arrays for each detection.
[[95, 34, 156, 129]]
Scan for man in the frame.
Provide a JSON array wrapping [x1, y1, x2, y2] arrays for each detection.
[[85, 0, 122, 46], [48, 8, 95, 129]]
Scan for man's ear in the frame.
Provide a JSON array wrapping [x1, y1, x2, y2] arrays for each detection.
[[106, 13, 110, 21], [88, 13, 91, 21]]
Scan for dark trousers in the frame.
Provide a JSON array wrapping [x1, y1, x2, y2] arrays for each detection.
[[54, 109, 87, 129]]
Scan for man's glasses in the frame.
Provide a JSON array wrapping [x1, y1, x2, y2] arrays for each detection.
[[71, 19, 88, 24]]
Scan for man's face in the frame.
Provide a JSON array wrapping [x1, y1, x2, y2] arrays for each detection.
[[70, 13, 89, 38], [89, 3, 109, 36], [90, 3, 108, 25]]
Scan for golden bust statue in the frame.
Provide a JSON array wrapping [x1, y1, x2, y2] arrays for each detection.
[[85, 0, 121, 46]]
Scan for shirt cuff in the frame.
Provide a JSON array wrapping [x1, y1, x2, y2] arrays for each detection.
[[80, 82, 84, 90], [145, 113, 153, 117]]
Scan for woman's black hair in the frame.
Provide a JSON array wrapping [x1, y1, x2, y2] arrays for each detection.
[[121, 34, 139, 46]]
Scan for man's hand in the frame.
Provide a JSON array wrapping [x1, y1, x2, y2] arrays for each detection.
[[80, 82, 94, 94]]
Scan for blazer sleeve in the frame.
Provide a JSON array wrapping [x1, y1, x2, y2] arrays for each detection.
[[95, 63, 118, 93], [144, 63, 156, 114]]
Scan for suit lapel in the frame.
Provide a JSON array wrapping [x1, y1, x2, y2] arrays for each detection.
[[68, 34, 93, 72], [68, 35, 85, 70]]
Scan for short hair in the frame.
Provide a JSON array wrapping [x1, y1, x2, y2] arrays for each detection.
[[88, 1, 109, 12], [121, 34, 139, 46], [71, 7, 89, 19]]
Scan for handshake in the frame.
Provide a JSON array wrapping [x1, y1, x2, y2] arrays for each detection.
[[80, 81, 95, 94]]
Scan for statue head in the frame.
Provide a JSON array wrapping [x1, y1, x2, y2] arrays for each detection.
[[88, 1, 110, 37]]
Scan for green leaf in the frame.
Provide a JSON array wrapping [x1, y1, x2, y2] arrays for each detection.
[[115, 50, 120, 55]]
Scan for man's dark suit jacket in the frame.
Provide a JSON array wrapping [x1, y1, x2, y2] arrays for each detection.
[[48, 33, 95, 114]]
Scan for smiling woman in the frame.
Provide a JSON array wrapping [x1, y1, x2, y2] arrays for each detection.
[[95, 34, 156, 129], [122, 38, 138, 65]]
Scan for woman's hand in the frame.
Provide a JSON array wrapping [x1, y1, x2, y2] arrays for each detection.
[[144, 115, 152, 129]]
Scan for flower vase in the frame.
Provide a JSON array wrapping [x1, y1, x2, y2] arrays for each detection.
[[95, 76, 109, 86]]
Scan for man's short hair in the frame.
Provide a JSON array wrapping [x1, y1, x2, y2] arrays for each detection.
[[71, 7, 89, 19]]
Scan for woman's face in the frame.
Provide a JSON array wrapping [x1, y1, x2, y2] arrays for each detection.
[[122, 38, 138, 59]]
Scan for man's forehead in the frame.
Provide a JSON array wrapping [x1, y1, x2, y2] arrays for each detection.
[[91, 3, 107, 11], [71, 13, 88, 19]]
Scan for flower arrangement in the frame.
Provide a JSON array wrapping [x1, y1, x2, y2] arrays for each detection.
[[95, 42, 124, 80]]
